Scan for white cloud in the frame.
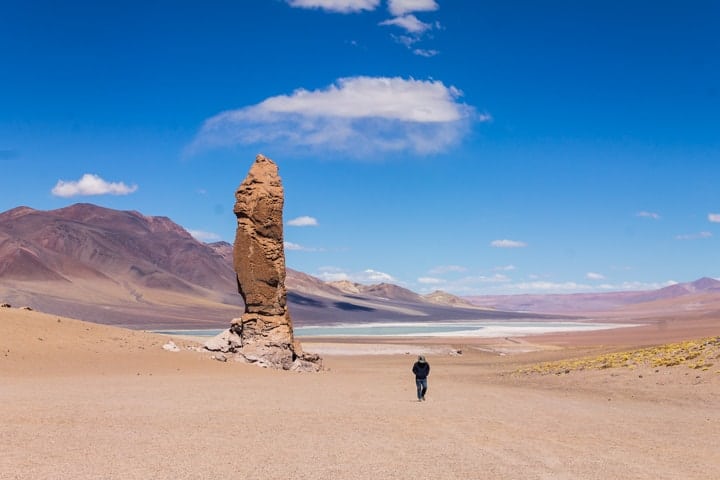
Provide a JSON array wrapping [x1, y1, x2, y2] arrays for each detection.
[[284, 241, 324, 252], [388, 0, 439, 16], [494, 265, 516, 272], [490, 239, 527, 248], [362, 268, 396, 282], [315, 267, 396, 283], [188, 230, 221, 242], [709, 213, 720, 223], [586, 272, 605, 280], [495, 279, 677, 294], [637, 211, 661, 220], [597, 280, 678, 291], [191, 76, 478, 156], [418, 276, 445, 284], [413, 48, 439, 57], [421, 274, 512, 295], [379, 14, 431, 34], [675, 231, 712, 240], [51, 173, 138, 197], [428, 264, 467, 274], [287, 215, 319, 227], [286, 0, 380, 13], [457, 274, 512, 285], [316, 270, 351, 282]]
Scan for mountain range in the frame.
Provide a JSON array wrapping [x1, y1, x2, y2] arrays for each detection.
[[0, 203, 536, 329], [1, 203, 718, 329], [466, 277, 720, 315]]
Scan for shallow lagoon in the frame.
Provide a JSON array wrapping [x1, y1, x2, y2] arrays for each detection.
[[156, 320, 636, 338]]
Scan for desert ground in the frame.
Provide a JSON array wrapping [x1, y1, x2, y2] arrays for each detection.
[[2, 307, 719, 480]]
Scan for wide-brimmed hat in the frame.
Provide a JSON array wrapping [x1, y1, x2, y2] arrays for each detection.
[[418, 355, 426, 363]]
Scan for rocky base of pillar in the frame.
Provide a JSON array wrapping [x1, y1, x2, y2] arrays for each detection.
[[204, 323, 322, 372]]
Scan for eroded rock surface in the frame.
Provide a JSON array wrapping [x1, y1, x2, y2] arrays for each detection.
[[205, 154, 321, 372]]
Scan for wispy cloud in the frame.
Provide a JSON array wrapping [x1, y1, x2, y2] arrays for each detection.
[[500, 280, 677, 294], [418, 276, 445, 284], [315, 266, 396, 283], [428, 264, 467, 274], [286, 0, 441, 57], [380, 5, 441, 55], [490, 239, 527, 248], [586, 272, 605, 280], [417, 273, 512, 295], [709, 213, 720, 223], [505, 281, 591, 292], [51, 173, 138, 197], [675, 231, 712, 240], [284, 241, 324, 252], [636, 211, 661, 220], [380, 14, 431, 34], [494, 265, 516, 272], [190, 76, 478, 157], [413, 48, 439, 57], [188, 230, 221, 242], [439, 276, 679, 295], [287, 215, 319, 227], [388, 0, 439, 16], [286, 0, 380, 13]]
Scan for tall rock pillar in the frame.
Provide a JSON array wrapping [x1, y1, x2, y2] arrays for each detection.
[[207, 154, 321, 371]]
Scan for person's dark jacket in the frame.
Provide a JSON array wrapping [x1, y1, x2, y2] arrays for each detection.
[[412, 361, 430, 380]]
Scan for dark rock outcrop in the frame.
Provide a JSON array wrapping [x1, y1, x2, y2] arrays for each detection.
[[205, 154, 321, 371]]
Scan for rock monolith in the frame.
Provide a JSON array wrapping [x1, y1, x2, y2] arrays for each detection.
[[205, 154, 321, 371]]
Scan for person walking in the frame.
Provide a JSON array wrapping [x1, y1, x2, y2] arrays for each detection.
[[412, 355, 430, 401]]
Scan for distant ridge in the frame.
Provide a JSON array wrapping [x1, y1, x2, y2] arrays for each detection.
[[465, 277, 720, 314]]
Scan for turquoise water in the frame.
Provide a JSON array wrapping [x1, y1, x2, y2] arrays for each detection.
[[154, 320, 631, 338]]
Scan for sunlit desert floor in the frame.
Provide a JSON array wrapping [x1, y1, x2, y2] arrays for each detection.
[[2, 307, 719, 479]]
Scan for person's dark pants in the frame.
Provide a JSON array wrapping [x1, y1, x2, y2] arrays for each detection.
[[415, 378, 428, 400]]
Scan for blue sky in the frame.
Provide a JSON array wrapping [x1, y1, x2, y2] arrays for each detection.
[[1, 0, 719, 295]]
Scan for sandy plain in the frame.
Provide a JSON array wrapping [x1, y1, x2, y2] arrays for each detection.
[[2, 307, 719, 480]]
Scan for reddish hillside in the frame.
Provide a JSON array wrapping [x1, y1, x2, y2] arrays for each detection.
[[0, 204, 240, 328], [0, 203, 236, 292]]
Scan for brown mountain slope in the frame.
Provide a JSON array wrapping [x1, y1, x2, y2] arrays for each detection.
[[0, 204, 240, 328]]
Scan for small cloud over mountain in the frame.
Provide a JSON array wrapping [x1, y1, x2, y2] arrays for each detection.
[[418, 276, 445, 284], [188, 230, 221, 242], [586, 272, 605, 280], [287, 216, 319, 227], [51, 174, 138, 197], [284, 241, 324, 252], [315, 266, 396, 283]]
